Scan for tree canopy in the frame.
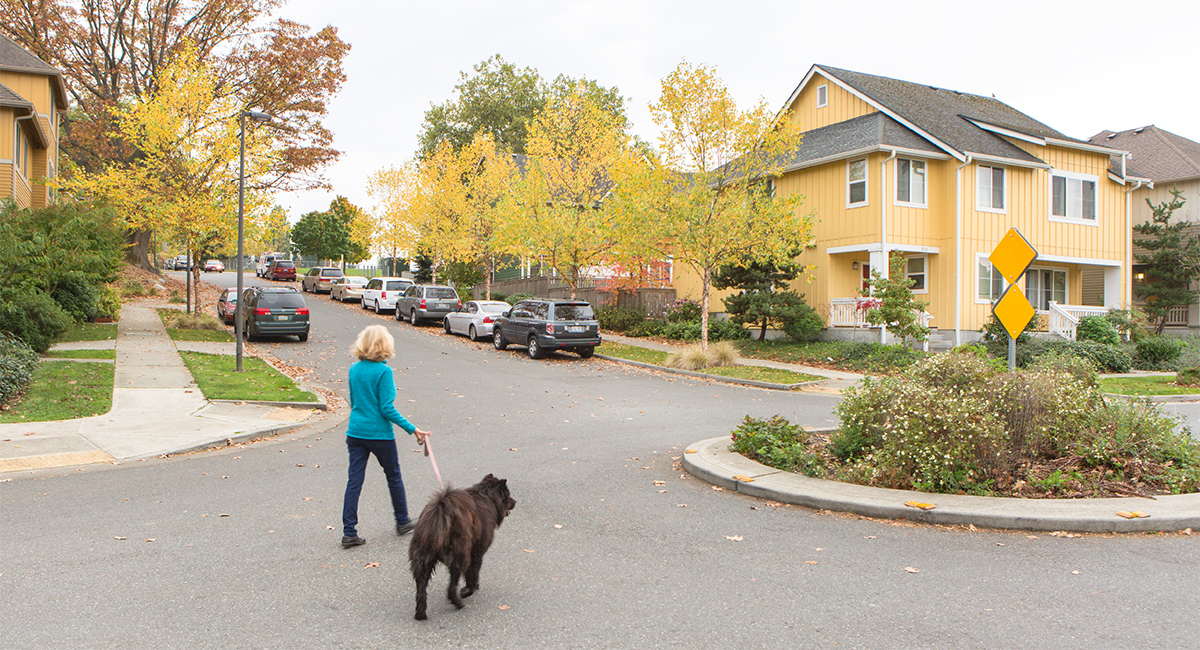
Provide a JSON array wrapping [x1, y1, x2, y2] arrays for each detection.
[[290, 197, 371, 265], [1133, 188, 1196, 334]]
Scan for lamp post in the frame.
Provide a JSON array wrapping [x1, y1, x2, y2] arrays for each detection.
[[236, 109, 272, 372]]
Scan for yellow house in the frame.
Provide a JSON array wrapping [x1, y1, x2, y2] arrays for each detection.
[[0, 34, 67, 209], [677, 64, 1141, 347]]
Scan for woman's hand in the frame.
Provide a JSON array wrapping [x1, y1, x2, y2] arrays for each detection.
[[414, 428, 430, 445]]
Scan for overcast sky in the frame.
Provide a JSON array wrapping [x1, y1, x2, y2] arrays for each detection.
[[278, 0, 1199, 220]]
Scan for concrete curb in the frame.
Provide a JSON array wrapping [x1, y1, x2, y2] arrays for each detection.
[[157, 421, 312, 458], [1103, 392, 1200, 404], [683, 436, 1200, 533], [594, 355, 827, 391]]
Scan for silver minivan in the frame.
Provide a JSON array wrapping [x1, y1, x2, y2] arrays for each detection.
[[359, 277, 413, 314]]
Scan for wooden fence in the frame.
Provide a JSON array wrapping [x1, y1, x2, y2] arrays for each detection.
[[473, 277, 675, 317]]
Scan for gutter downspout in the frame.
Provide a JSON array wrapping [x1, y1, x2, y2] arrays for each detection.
[[880, 148, 898, 344], [954, 155, 972, 347]]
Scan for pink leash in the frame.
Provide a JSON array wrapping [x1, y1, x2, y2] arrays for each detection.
[[421, 436, 444, 489]]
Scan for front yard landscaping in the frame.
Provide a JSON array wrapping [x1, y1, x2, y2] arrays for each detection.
[[178, 351, 316, 403], [0, 361, 114, 422], [597, 342, 824, 385], [158, 308, 234, 342], [1100, 376, 1200, 397]]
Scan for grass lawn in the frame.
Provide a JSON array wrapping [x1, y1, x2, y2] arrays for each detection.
[[597, 342, 824, 386], [167, 328, 234, 342], [0, 362, 114, 422], [158, 308, 235, 342], [57, 322, 118, 342], [1100, 375, 1200, 396], [44, 349, 116, 359], [179, 351, 317, 402]]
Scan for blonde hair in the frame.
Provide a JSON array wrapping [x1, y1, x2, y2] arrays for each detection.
[[352, 325, 395, 362]]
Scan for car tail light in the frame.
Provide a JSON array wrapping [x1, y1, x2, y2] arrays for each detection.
[[255, 308, 270, 315], [420, 299, 426, 309], [482, 316, 493, 324], [546, 323, 554, 335], [457, 300, 462, 309], [295, 308, 309, 315], [381, 291, 386, 299]]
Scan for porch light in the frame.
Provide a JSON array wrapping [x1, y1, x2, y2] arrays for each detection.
[[1136, 273, 1145, 281], [852, 261, 859, 270]]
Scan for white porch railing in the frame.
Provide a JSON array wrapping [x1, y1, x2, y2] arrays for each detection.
[[1166, 305, 1189, 326], [1048, 302, 1114, 340], [830, 298, 934, 349]]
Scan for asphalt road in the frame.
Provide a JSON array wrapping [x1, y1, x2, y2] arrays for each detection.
[[3, 271, 1197, 649]]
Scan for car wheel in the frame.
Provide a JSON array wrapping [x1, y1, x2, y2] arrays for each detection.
[[578, 347, 595, 359], [469, 325, 478, 341], [443, 318, 452, 334], [527, 336, 546, 359], [298, 333, 309, 342], [493, 328, 507, 350], [373, 300, 381, 314], [410, 309, 419, 326], [395, 306, 403, 321]]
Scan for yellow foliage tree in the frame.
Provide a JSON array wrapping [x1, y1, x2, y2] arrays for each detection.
[[633, 60, 811, 349], [367, 160, 424, 276]]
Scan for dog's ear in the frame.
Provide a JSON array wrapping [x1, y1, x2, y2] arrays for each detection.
[[484, 473, 495, 481]]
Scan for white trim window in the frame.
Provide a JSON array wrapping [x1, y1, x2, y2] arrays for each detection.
[[976, 164, 1005, 212], [906, 256, 927, 293], [976, 255, 1004, 303], [1050, 170, 1097, 223], [847, 159, 868, 207], [817, 84, 828, 108], [895, 158, 926, 207], [1025, 267, 1067, 311]]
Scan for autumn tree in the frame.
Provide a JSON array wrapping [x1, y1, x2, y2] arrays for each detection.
[[289, 197, 370, 265], [417, 54, 627, 159], [257, 205, 291, 253], [503, 82, 636, 298], [367, 161, 424, 276], [0, 0, 349, 268], [631, 60, 810, 349]]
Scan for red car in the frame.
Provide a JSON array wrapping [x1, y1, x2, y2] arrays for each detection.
[[265, 260, 296, 281], [203, 259, 224, 273]]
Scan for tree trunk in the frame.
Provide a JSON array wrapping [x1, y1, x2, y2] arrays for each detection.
[[700, 268, 711, 351], [126, 228, 156, 271], [759, 318, 768, 341]]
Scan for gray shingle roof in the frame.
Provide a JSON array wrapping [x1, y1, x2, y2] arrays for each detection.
[[0, 33, 59, 75], [1087, 126, 1200, 183], [782, 112, 942, 170], [0, 81, 34, 112], [812, 65, 1108, 165]]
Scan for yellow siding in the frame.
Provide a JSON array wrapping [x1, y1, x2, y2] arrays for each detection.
[[784, 73, 876, 132]]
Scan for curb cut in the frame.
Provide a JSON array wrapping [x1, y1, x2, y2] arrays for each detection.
[[594, 355, 826, 391], [682, 436, 1200, 533]]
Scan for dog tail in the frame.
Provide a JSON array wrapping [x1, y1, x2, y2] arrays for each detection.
[[409, 486, 475, 569]]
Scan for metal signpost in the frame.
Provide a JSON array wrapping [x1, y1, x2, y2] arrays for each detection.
[[988, 228, 1038, 371]]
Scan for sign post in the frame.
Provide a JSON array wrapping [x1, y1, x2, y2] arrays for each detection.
[[988, 228, 1038, 372]]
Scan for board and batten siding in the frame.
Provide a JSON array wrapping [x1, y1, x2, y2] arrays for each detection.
[[784, 73, 876, 132]]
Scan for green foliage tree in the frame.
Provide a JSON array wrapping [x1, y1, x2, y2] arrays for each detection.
[[413, 254, 434, 283], [289, 210, 351, 263], [0, 200, 124, 295], [863, 253, 930, 344], [1132, 188, 1196, 334], [713, 257, 806, 341], [417, 54, 626, 159], [441, 260, 483, 291]]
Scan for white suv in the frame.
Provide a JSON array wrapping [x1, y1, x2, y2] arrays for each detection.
[[359, 277, 414, 314]]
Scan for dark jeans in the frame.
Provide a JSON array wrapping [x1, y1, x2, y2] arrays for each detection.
[[342, 436, 410, 537]]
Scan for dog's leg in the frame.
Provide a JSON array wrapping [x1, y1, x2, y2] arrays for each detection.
[[447, 562, 465, 610], [413, 559, 435, 621], [461, 547, 484, 598]]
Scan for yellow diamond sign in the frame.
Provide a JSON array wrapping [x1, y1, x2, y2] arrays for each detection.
[[989, 228, 1038, 284], [992, 284, 1036, 340]]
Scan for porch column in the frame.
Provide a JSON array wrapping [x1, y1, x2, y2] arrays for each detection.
[[1103, 266, 1121, 307], [868, 250, 888, 344]]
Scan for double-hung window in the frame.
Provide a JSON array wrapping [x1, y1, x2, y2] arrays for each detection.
[[895, 158, 926, 206], [1050, 171, 1097, 222], [1025, 268, 1067, 311], [906, 256, 926, 292], [977, 256, 1003, 302], [847, 159, 868, 207], [977, 164, 1005, 212]]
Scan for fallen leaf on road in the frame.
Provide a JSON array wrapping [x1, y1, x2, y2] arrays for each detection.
[[805, 561, 819, 565], [653, 480, 666, 486], [656, 490, 667, 493], [904, 501, 935, 510], [218, 513, 230, 517], [114, 536, 127, 540], [1185, 528, 1193, 536], [676, 504, 687, 508], [732, 475, 754, 483], [685, 449, 696, 454], [303, 497, 311, 501], [364, 562, 379, 569], [641, 466, 651, 470], [864, 536, 876, 539], [1072, 570, 1080, 575], [711, 486, 724, 491], [996, 543, 1006, 546], [904, 567, 919, 574], [1116, 511, 1149, 519], [145, 539, 155, 542], [498, 605, 510, 610], [1050, 531, 1081, 538], [509, 448, 518, 452], [554, 525, 562, 529], [724, 536, 743, 542], [326, 526, 334, 530], [523, 549, 535, 553]]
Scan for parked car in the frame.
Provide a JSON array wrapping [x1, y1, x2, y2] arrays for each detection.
[[329, 276, 369, 302], [172, 255, 190, 270], [239, 286, 309, 342], [359, 276, 413, 314], [203, 259, 225, 273], [256, 252, 286, 277], [443, 300, 510, 341], [216, 287, 238, 325], [264, 259, 297, 281], [395, 284, 461, 325], [301, 266, 345, 293], [492, 298, 600, 359]]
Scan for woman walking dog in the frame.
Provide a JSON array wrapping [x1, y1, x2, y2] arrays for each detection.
[[341, 325, 431, 549]]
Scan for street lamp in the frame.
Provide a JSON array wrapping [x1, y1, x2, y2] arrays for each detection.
[[236, 109, 272, 372]]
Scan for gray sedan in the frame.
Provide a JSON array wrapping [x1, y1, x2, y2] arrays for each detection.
[[442, 300, 511, 341]]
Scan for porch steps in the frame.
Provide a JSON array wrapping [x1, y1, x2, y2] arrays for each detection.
[[924, 329, 958, 353]]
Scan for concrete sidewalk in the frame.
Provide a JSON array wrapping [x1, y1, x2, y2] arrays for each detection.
[[0, 304, 320, 474]]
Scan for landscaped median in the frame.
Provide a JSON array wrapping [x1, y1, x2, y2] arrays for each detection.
[[177, 351, 319, 406], [595, 341, 826, 389], [1100, 375, 1200, 400]]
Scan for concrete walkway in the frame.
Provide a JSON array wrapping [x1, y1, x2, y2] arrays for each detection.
[[0, 304, 319, 474]]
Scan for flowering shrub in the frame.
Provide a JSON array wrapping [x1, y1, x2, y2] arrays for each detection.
[[662, 298, 702, 323]]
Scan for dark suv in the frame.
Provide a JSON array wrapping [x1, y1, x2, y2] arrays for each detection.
[[265, 259, 296, 281], [394, 284, 461, 325], [492, 299, 600, 359], [239, 287, 309, 341]]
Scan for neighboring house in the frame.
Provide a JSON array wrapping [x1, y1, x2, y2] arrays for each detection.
[[675, 64, 1141, 346], [1087, 125, 1200, 330], [0, 34, 67, 209]]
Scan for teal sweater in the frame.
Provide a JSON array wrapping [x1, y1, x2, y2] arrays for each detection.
[[346, 360, 416, 440]]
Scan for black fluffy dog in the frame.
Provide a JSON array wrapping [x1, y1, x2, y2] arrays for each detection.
[[409, 474, 515, 620]]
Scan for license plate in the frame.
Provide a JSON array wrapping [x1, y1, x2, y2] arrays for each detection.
[[277, 315, 288, 321], [566, 325, 586, 333]]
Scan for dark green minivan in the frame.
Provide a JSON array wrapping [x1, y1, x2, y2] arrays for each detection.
[[240, 287, 310, 342]]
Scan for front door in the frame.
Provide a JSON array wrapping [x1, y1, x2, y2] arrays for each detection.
[[861, 263, 872, 294]]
